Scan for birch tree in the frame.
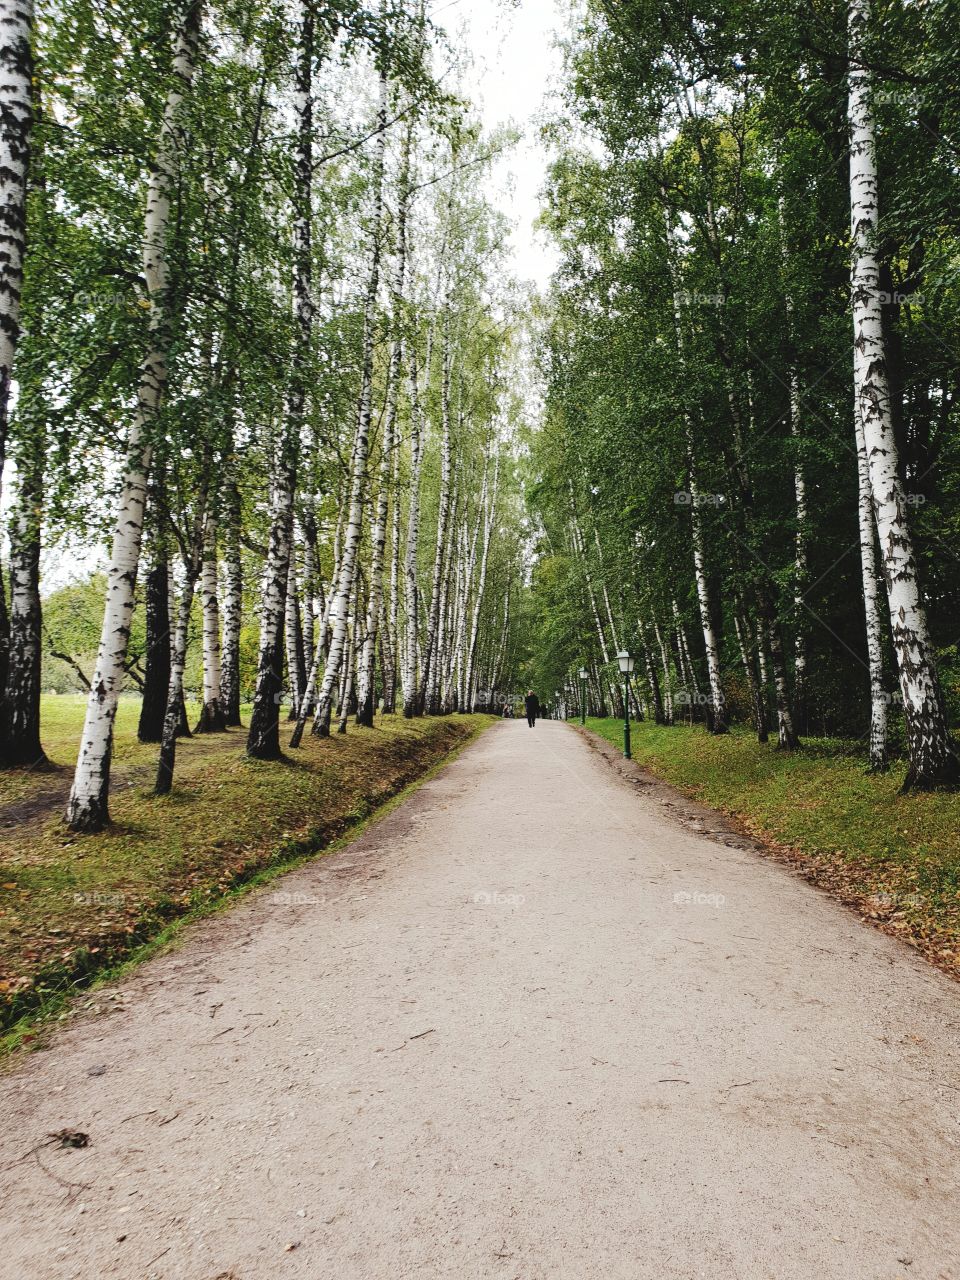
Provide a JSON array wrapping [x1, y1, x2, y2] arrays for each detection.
[[65, 0, 202, 831], [0, 0, 34, 562], [312, 73, 389, 736], [246, 0, 317, 758], [356, 115, 411, 727], [847, 0, 957, 789]]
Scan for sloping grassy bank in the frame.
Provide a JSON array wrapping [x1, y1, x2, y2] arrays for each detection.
[[0, 704, 489, 1037], [582, 718, 960, 977]]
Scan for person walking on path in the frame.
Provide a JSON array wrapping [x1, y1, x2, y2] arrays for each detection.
[[524, 690, 540, 728]]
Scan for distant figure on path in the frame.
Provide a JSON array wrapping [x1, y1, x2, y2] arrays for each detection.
[[524, 690, 540, 728]]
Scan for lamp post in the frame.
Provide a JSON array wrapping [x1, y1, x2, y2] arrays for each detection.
[[617, 650, 635, 758], [555, 690, 561, 721], [578, 667, 588, 725]]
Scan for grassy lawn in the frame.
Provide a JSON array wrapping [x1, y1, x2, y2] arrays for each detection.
[[582, 717, 960, 976], [0, 695, 490, 1035]]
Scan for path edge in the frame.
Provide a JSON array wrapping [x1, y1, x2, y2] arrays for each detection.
[[1, 717, 495, 1064], [568, 721, 960, 987]]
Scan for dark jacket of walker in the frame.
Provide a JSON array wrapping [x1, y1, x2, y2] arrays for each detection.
[[524, 694, 540, 720]]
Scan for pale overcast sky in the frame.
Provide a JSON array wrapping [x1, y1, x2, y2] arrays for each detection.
[[442, 0, 565, 290]]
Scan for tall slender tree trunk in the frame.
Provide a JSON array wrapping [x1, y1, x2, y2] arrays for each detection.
[[290, 561, 334, 749], [663, 207, 726, 733], [419, 318, 453, 714], [138, 560, 171, 742], [854, 389, 889, 771], [219, 477, 242, 725], [402, 339, 427, 717], [426, 476, 456, 716], [284, 554, 306, 719], [447, 515, 470, 712], [384, 441, 402, 713], [734, 606, 768, 744], [2, 449, 45, 766], [357, 119, 410, 726], [300, 512, 318, 717], [313, 74, 388, 735], [379, 602, 395, 714], [464, 457, 498, 711], [0, 0, 33, 547], [246, 477, 292, 757], [338, 584, 358, 735], [762, 602, 798, 750], [169, 561, 190, 739], [640, 626, 665, 725], [66, 0, 201, 831], [653, 620, 674, 726], [0, 1, 35, 741], [490, 587, 510, 698], [155, 564, 199, 795], [195, 512, 226, 731], [247, 1, 315, 759], [848, 0, 956, 789], [777, 208, 811, 735], [672, 598, 701, 712], [686, 474, 726, 733]]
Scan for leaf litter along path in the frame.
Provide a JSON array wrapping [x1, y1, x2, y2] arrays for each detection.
[[1, 721, 959, 1280]]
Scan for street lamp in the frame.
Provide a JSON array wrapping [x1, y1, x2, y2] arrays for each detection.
[[555, 690, 561, 720], [617, 651, 635, 758], [578, 667, 588, 725]]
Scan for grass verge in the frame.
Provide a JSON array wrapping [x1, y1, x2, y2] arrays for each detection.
[[1, 700, 491, 1052], [582, 717, 960, 978]]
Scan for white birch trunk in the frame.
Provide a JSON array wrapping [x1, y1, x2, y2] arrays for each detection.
[[653, 620, 674, 726], [356, 120, 410, 726], [246, 462, 294, 755], [734, 606, 768, 744], [219, 479, 242, 726], [427, 474, 457, 715], [337, 584, 358, 734], [247, 1, 315, 758], [464, 457, 498, 711], [291, 556, 337, 748], [196, 512, 225, 731], [638, 624, 665, 724], [848, 0, 956, 788], [284, 553, 305, 718], [385, 431, 402, 712], [419, 320, 453, 713], [299, 512, 318, 717], [687, 470, 726, 732], [855, 388, 889, 771], [66, 1, 201, 830], [0, 0, 34, 495], [402, 338, 427, 716], [777, 207, 810, 729], [663, 207, 726, 733], [313, 74, 389, 734]]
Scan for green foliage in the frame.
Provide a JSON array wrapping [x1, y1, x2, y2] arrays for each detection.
[[527, 0, 960, 740]]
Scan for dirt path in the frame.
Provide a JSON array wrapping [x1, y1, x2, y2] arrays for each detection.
[[2, 721, 959, 1279]]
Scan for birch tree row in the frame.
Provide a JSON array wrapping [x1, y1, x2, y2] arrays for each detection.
[[0, 0, 526, 830], [527, 0, 960, 790]]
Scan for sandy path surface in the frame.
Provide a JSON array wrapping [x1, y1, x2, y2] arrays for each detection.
[[1, 720, 959, 1280]]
